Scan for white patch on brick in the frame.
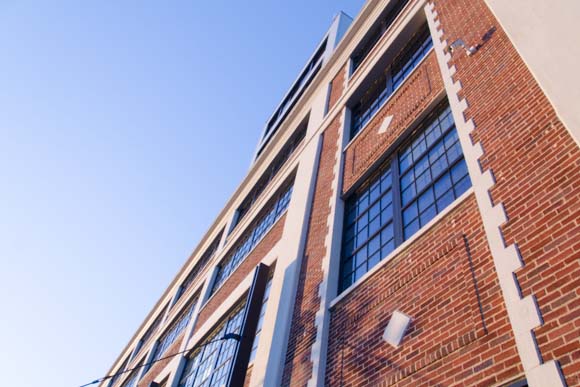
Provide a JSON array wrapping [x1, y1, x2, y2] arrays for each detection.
[[425, 4, 565, 386], [378, 114, 394, 134], [383, 310, 412, 348]]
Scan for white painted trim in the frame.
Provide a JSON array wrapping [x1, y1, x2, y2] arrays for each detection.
[[249, 134, 325, 387], [482, 0, 580, 148], [330, 187, 474, 309], [424, 4, 565, 386], [151, 359, 179, 387]]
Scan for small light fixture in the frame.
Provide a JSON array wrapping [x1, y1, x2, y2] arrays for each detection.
[[448, 39, 478, 56], [383, 310, 412, 347]]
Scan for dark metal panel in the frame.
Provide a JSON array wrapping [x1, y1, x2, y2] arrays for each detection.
[[227, 263, 271, 387]]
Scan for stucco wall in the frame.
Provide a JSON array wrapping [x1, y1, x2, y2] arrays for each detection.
[[485, 0, 580, 145]]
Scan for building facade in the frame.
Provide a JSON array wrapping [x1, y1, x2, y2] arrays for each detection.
[[99, 1, 580, 386]]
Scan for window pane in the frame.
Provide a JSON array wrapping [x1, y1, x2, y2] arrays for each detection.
[[340, 162, 393, 292], [454, 175, 472, 197], [381, 223, 394, 244], [178, 303, 246, 387], [403, 203, 418, 226], [418, 188, 435, 213], [398, 104, 471, 241], [400, 169, 415, 190], [436, 190, 454, 212], [451, 159, 469, 183], [415, 169, 432, 193], [369, 215, 381, 236], [368, 234, 380, 256], [404, 219, 420, 239], [420, 204, 437, 225], [401, 184, 416, 206], [368, 251, 381, 269], [369, 202, 381, 219], [434, 173, 452, 198], [381, 239, 395, 258]]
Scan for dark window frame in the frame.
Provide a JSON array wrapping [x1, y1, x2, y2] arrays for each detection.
[[340, 101, 472, 292], [233, 121, 306, 233], [177, 301, 247, 387], [146, 295, 199, 372], [350, 24, 433, 138], [259, 40, 326, 152], [173, 229, 223, 306], [134, 301, 170, 359], [350, 0, 411, 73], [248, 267, 274, 364], [108, 356, 130, 387], [211, 177, 294, 296]]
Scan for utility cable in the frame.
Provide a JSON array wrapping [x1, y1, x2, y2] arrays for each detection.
[[79, 333, 241, 387]]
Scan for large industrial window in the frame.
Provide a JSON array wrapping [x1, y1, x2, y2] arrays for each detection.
[[248, 273, 273, 363], [340, 102, 471, 291], [147, 296, 199, 371], [133, 301, 169, 359], [173, 230, 223, 306], [210, 181, 292, 296], [233, 121, 306, 232], [351, 0, 410, 72], [177, 302, 246, 387], [115, 357, 143, 387], [257, 40, 326, 156], [350, 25, 433, 138]]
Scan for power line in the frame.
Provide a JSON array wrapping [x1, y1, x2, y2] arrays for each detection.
[[79, 333, 241, 387]]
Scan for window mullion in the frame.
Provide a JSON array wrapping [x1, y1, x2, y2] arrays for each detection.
[[391, 152, 404, 246]]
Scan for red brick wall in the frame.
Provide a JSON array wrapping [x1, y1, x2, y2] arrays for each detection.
[[194, 214, 286, 332], [431, 0, 580, 385], [282, 114, 342, 387], [323, 0, 579, 386], [137, 333, 184, 387], [327, 64, 348, 113], [326, 196, 523, 386], [343, 52, 444, 194]]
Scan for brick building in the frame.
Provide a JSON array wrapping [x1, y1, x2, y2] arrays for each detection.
[[99, 1, 580, 386]]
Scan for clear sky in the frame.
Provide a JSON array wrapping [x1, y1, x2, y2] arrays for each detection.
[[0, 1, 365, 386]]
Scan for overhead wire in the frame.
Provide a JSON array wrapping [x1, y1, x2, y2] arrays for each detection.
[[78, 333, 241, 387]]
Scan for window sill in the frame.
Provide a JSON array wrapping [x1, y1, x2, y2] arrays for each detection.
[[329, 187, 474, 309]]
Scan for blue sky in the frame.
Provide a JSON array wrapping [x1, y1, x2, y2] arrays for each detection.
[[0, 1, 364, 386]]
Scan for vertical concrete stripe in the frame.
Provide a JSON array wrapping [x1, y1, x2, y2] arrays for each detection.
[[307, 109, 346, 387]]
